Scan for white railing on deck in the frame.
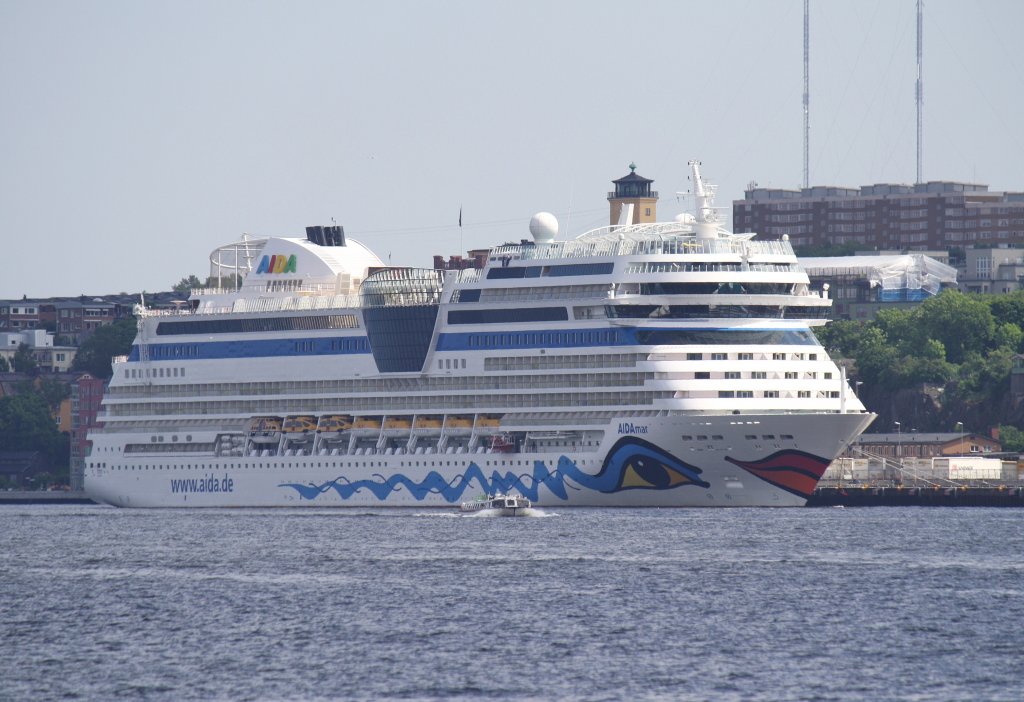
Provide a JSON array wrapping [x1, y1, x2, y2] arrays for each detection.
[[488, 236, 794, 262]]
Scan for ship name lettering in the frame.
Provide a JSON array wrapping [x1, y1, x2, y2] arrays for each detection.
[[618, 422, 648, 435]]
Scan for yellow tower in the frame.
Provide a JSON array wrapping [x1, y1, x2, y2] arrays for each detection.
[[608, 163, 658, 225]]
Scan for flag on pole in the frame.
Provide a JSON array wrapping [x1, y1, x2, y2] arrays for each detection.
[[459, 206, 462, 228]]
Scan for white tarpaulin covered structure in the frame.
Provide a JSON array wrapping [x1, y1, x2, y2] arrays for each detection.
[[798, 255, 957, 300]]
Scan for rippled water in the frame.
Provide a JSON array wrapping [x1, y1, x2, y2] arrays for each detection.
[[2, 505, 1023, 701]]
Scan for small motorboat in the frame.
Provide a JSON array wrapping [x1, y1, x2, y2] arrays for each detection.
[[459, 492, 531, 516]]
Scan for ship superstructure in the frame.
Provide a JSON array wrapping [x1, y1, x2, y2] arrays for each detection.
[[85, 162, 874, 508]]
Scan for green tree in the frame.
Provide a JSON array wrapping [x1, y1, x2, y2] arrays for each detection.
[[0, 355, 9, 373], [873, 307, 921, 355], [814, 319, 868, 357], [12, 343, 38, 375], [71, 318, 137, 379], [851, 327, 900, 387], [998, 425, 1024, 452], [172, 275, 203, 293], [914, 290, 995, 364], [988, 291, 1024, 329], [993, 322, 1024, 352], [0, 392, 69, 470], [34, 376, 71, 412]]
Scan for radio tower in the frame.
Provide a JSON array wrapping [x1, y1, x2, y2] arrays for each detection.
[[803, 0, 809, 189], [916, 0, 923, 184]]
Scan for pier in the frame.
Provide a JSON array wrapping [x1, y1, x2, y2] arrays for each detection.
[[809, 484, 1024, 507], [0, 491, 96, 505]]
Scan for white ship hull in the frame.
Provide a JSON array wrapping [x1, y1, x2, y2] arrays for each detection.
[[84, 162, 877, 508], [86, 413, 873, 508]]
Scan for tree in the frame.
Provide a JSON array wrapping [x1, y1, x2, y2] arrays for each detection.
[[35, 376, 71, 413], [173, 275, 203, 294], [814, 319, 868, 357], [12, 343, 38, 375], [914, 290, 995, 364], [0, 355, 9, 373], [71, 318, 137, 379], [993, 322, 1024, 353], [998, 425, 1024, 453], [0, 392, 69, 470]]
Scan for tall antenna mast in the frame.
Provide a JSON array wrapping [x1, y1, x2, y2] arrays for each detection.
[[916, 0, 923, 184], [803, 0, 810, 189]]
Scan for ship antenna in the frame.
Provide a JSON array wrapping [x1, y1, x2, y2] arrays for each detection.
[[689, 160, 720, 239]]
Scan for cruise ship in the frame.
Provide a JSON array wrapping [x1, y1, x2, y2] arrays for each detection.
[[84, 162, 875, 508]]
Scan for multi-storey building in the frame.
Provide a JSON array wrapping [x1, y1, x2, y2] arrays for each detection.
[[0, 330, 77, 373], [960, 247, 1024, 294], [734, 181, 1024, 252], [54, 300, 123, 345], [70, 373, 105, 490], [0, 301, 44, 331]]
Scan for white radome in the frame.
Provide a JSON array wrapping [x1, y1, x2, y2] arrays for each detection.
[[529, 212, 558, 243]]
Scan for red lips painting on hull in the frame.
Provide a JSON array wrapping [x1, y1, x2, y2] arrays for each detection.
[[724, 450, 831, 500]]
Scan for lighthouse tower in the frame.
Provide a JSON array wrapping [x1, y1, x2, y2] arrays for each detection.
[[608, 163, 658, 225]]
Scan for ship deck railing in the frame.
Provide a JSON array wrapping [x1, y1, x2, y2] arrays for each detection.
[[488, 233, 793, 262], [151, 293, 363, 317]]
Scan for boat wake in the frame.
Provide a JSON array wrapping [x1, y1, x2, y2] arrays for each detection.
[[463, 507, 556, 518]]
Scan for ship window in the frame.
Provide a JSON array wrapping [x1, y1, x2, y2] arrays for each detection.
[[745, 435, 757, 440], [737, 391, 753, 398], [711, 353, 727, 360], [738, 353, 753, 360], [719, 391, 735, 398], [764, 391, 779, 398], [687, 353, 702, 360], [725, 372, 740, 379], [773, 353, 786, 360], [695, 372, 710, 380], [681, 435, 693, 441]]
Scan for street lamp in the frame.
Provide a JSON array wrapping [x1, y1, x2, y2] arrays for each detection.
[[894, 421, 901, 461], [955, 421, 964, 456]]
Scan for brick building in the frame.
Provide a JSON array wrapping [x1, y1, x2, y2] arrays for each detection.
[[733, 181, 1024, 252], [70, 373, 106, 491]]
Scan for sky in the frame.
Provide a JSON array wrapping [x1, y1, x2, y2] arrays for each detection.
[[2, 0, 1023, 298]]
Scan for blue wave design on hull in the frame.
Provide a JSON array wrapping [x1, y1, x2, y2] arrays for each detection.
[[279, 437, 710, 503], [280, 458, 574, 503]]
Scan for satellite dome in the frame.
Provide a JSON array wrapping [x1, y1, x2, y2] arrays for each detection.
[[674, 213, 697, 224], [529, 212, 558, 243]]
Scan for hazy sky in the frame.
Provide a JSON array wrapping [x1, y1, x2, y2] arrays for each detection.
[[2, 0, 1022, 298]]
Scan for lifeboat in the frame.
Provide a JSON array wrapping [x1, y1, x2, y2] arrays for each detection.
[[475, 415, 501, 431], [446, 415, 473, 431], [316, 414, 352, 438], [383, 416, 413, 431], [414, 416, 443, 430], [283, 415, 317, 435], [489, 434, 517, 453], [352, 416, 383, 430], [248, 416, 282, 443]]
